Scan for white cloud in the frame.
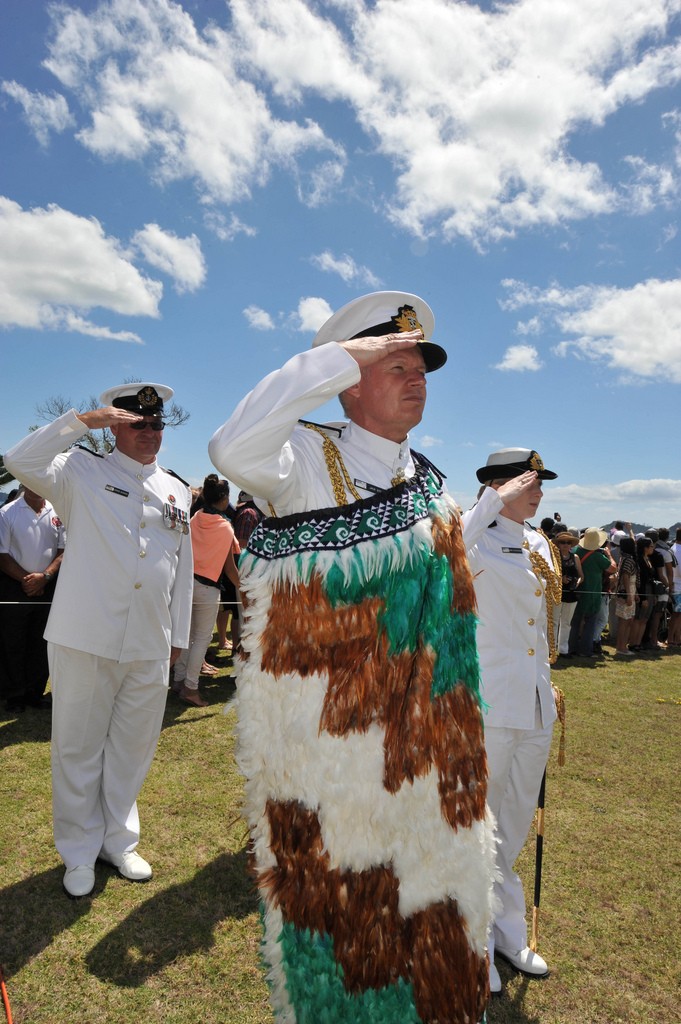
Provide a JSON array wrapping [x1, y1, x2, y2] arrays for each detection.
[[1, 81, 74, 145], [243, 305, 275, 330], [552, 479, 681, 504], [419, 435, 443, 448], [549, 478, 681, 526], [623, 154, 678, 214], [515, 316, 542, 336], [494, 344, 542, 372], [502, 275, 681, 382], [231, 0, 369, 106], [203, 210, 257, 242], [57, 312, 144, 343], [0, 196, 160, 340], [659, 223, 678, 248], [22, 0, 678, 247], [131, 224, 205, 293], [43, 0, 341, 206], [294, 296, 334, 332], [310, 250, 380, 287], [233, 0, 681, 242], [295, 158, 347, 208]]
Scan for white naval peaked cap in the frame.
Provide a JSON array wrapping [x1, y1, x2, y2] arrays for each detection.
[[476, 447, 558, 483], [100, 382, 174, 416], [311, 291, 447, 372]]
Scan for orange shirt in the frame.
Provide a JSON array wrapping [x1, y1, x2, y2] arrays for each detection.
[[190, 509, 235, 582]]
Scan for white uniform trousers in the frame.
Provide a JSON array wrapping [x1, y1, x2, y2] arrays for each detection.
[[173, 579, 220, 689], [485, 695, 553, 960], [48, 643, 169, 869], [554, 601, 577, 655]]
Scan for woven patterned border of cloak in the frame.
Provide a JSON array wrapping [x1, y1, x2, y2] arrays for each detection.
[[236, 459, 497, 1024]]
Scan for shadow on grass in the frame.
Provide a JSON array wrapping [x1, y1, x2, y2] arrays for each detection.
[[488, 972, 542, 1024], [0, 703, 52, 750], [86, 847, 257, 986], [0, 849, 255, 982], [0, 865, 94, 976]]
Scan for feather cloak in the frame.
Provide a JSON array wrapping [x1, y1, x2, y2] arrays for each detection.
[[236, 458, 497, 1024]]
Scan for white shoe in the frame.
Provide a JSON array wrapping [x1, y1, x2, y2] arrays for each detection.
[[489, 961, 502, 994], [101, 850, 152, 881], [63, 864, 95, 898], [496, 946, 549, 977]]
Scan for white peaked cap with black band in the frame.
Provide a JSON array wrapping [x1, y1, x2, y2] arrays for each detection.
[[312, 291, 447, 372]]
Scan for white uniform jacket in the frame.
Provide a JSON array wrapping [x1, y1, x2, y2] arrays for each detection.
[[462, 487, 557, 731], [209, 342, 421, 514], [4, 411, 193, 662]]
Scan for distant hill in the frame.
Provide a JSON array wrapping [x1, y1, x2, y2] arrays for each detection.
[[601, 521, 681, 536]]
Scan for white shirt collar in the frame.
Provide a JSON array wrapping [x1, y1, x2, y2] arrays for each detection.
[[494, 513, 527, 540], [110, 447, 157, 476], [343, 421, 412, 475]]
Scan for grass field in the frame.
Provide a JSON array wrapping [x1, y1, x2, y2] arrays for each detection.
[[1, 640, 679, 1024]]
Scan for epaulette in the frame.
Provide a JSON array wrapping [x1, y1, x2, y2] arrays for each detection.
[[298, 418, 344, 439], [73, 444, 105, 458], [161, 467, 190, 488]]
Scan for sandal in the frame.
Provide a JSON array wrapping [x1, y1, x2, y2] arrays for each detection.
[[178, 686, 209, 707]]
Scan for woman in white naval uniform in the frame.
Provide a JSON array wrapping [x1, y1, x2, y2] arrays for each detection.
[[462, 448, 560, 995]]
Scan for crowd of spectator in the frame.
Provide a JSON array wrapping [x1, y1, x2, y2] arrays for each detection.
[[538, 517, 681, 660], [2, 483, 679, 716]]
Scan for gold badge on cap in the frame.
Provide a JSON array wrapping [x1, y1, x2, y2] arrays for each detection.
[[137, 386, 160, 410], [529, 451, 545, 473], [392, 305, 424, 334]]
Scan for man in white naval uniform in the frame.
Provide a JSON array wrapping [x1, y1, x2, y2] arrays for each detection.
[[4, 383, 193, 898], [462, 448, 559, 995], [209, 293, 497, 1024]]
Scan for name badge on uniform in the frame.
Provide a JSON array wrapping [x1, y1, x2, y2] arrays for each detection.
[[163, 503, 189, 534], [502, 546, 524, 554], [105, 484, 129, 497], [353, 478, 384, 494]]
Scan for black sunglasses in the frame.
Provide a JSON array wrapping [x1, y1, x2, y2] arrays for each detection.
[[129, 420, 165, 432]]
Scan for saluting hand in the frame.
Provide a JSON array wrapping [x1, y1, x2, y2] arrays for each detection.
[[338, 329, 423, 368], [494, 471, 540, 505], [76, 407, 144, 429]]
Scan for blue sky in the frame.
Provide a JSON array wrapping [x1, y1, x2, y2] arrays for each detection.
[[1, 0, 680, 528]]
